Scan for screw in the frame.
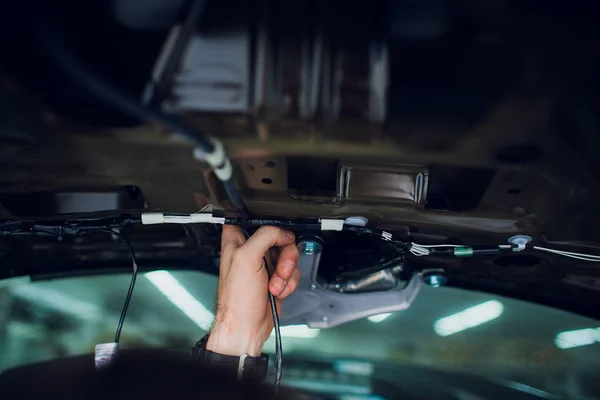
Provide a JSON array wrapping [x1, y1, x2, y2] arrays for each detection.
[[322, 316, 328, 322], [423, 273, 447, 288], [310, 284, 317, 291]]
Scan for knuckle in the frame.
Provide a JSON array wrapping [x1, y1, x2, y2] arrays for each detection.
[[288, 278, 298, 291], [280, 245, 299, 261], [281, 280, 298, 299], [288, 279, 299, 292], [257, 225, 281, 238], [290, 245, 300, 257]]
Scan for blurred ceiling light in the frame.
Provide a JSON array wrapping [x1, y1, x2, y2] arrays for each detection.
[[0, 276, 31, 288], [434, 300, 504, 336], [10, 285, 100, 320], [273, 325, 320, 338], [554, 328, 600, 349], [334, 360, 374, 376], [145, 270, 214, 330], [367, 313, 392, 323]]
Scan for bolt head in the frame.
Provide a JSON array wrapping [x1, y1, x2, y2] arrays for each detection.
[[310, 284, 317, 290], [300, 240, 323, 255], [305, 242, 315, 255], [322, 316, 328, 322]]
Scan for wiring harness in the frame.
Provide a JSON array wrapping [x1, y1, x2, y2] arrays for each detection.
[[5, 210, 600, 387], [4, 212, 600, 262]]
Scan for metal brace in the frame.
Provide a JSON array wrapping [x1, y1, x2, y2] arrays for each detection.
[[281, 240, 431, 328]]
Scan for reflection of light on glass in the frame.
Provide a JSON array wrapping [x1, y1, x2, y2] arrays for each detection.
[[145, 271, 214, 330], [0, 276, 31, 288], [335, 360, 374, 376], [434, 300, 504, 336], [272, 325, 320, 338], [11, 285, 100, 320], [367, 313, 392, 323], [554, 328, 600, 349], [284, 379, 370, 396]]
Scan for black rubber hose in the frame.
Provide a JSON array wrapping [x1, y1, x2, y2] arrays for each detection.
[[37, 24, 247, 210], [223, 179, 247, 211], [38, 27, 215, 153], [144, 0, 206, 107]]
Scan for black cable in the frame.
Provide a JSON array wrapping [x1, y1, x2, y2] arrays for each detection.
[[144, 0, 207, 107], [223, 180, 247, 211], [242, 229, 282, 392], [263, 256, 283, 392], [36, 22, 247, 211], [37, 26, 214, 153], [86, 228, 139, 344]]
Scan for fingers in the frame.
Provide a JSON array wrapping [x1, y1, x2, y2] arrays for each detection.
[[270, 243, 301, 299], [277, 267, 301, 299], [269, 274, 288, 298], [275, 243, 300, 280], [239, 226, 295, 263]]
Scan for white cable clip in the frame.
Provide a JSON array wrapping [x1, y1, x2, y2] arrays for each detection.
[[141, 212, 225, 225], [320, 219, 344, 231], [141, 213, 166, 225], [190, 213, 225, 224], [507, 235, 532, 252]]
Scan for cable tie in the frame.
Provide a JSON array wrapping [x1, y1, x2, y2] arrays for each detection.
[[320, 219, 344, 231], [190, 213, 225, 224], [141, 213, 166, 225], [141, 212, 224, 225]]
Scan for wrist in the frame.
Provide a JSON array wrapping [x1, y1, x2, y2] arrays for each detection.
[[206, 320, 266, 357]]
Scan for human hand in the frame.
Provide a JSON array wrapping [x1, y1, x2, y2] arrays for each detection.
[[206, 225, 301, 357]]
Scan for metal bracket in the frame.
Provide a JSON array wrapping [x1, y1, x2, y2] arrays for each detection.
[[281, 240, 427, 328]]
